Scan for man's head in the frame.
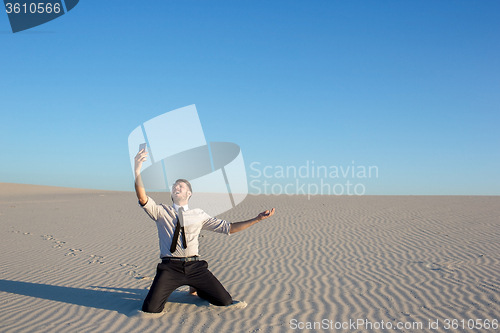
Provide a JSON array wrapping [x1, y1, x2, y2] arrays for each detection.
[[171, 179, 192, 206]]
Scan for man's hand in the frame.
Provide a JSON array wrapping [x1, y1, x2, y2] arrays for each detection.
[[134, 148, 148, 205], [257, 208, 275, 221], [135, 148, 148, 176], [229, 208, 276, 234]]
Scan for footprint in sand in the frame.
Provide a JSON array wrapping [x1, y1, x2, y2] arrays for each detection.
[[10, 230, 34, 235], [36, 234, 112, 268], [41, 235, 67, 248], [65, 248, 83, 257], [52, 240, 66, 248], [88, 255, 105, 264]]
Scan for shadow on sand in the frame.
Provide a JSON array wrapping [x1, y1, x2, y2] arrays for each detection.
[[0, 279, 209, 316]]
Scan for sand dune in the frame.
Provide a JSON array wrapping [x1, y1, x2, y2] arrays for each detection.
[[0, 182, 499, 332]]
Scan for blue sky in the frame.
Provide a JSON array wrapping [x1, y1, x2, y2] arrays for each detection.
[[1, 0, 499, 195]]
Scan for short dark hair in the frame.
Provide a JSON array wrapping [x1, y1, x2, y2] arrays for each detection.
[[174, 179, 192, 193], [171, 179, 193, 203]]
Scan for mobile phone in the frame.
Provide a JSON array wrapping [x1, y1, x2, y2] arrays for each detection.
[[139, 143, 147, 152]]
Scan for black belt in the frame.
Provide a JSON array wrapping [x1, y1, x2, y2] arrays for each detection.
[[162, 256, 199, 262]]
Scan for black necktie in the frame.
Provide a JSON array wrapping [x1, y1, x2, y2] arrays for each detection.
[[170, 207, 187, 253]]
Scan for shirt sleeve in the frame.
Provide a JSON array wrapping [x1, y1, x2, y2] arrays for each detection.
[[201, 215, 231, 235], [139, 196, 162, 221]]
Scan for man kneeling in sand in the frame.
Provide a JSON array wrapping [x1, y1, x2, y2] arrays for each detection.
[[134, 148, 275, 312]]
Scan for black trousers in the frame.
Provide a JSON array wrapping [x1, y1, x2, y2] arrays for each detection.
[[142, 260, 232, 313]]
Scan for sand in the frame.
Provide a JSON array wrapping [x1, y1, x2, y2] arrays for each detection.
[[0, 182, 499, 332]]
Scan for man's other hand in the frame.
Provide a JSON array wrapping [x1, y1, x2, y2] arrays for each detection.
[[257, 208, 275, 221]]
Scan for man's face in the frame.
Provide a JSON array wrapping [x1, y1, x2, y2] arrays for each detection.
[[171, 181, 191, 204]]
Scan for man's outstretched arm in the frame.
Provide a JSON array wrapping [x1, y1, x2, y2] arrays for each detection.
[[229, 208, 275, 234], [134, 149, 148, 206]]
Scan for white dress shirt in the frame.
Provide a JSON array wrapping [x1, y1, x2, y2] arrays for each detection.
[[140, 196, 231, 258], [172, 203, 189, 214]]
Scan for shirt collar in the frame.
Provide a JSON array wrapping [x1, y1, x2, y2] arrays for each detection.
[[172, 203, 188, 212]]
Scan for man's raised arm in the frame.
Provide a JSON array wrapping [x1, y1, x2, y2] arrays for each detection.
[[229, 208, 275, 234], [134, 149, 148, 206]]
